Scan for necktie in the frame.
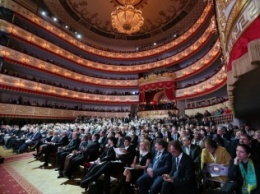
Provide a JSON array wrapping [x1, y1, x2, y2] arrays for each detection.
[[172, 157, 179, 178], [176, 157, 179, 170], [186, 146, 190, 155], [153, 152, 161, 169]]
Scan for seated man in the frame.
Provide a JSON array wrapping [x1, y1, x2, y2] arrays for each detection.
[[161, 141, 196, 194], [181, 136, 201, 170], [79, 136, 136, 194], [17, 127, 42, 153], [33, 130, 58, 159], [62, 134, 89, 173], [55, 132, 81, 173], [40, 130, 69, 167], [137, 138, 172, 194], [62, 133, 100, 179]]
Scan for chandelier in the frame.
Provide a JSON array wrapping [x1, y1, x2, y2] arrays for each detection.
[[111, 1, 144, 35]]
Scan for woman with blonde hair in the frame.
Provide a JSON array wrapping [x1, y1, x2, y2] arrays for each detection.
[[120, 139, 152, 194]]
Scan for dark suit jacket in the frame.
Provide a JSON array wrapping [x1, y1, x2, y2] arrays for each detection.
[[149, 150, 172, 176], [98, 136, 107, 147], [83, 140, 100, 160], [51, 135, 60, 143], [64, 138, 81, 152], [31, 131, 42, 143], [182, 144, 201, 165], [100, 146, 116, 162], [118, 144, 136, 165], [228, 159, 260, 194], [170, 153, 196, 189], [55, 135, 69, 147]]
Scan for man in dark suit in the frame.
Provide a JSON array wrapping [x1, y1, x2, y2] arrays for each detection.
[[62, 133, 100, 178], [17, 127, 42, 153], [181, 136, 201, 170], [40, 130, 69, 167], [55, 132, 81, 173], [137, 138, 172, 194], [161, 141, 196, 194], [171, 126, 180, 142], [80, 136, 136, 194], [76, 136, 117, 184], [98, 130, 107, 148]]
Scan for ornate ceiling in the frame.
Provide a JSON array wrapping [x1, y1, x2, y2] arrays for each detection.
[[42, 0, 206, 50]]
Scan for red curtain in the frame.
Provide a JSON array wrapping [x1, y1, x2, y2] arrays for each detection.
[[139, 91, 145, 103], [139, 81, 175, 101]]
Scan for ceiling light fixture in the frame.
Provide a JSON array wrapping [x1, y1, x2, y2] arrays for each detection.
[[111, 0, 144, 35]]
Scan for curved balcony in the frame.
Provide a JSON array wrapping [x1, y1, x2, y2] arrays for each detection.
[[1, 0, 213, 59], [0, 46, 138, 88], [0, 19, 216, 73], [176, 66, 227, 99], [0, 39, 220, 88], [175, 40, 221, 80], [0, 74, 139, 104], [0, 103, 129, 119], [185, 101, 230, 116], [137, 109, 178, 119]]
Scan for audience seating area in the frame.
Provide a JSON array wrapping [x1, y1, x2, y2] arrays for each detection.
[[0, 113, 259, 194]]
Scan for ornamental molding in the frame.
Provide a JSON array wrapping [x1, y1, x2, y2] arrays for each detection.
[[0, 0, 213, 59]]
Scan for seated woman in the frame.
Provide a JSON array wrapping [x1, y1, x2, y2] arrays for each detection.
[[33, 130, 59, 159], [201, 138, 231, 182], [222, 144, 260, 194], [121, 139, 152, 194], [33, 129, 53, 159]]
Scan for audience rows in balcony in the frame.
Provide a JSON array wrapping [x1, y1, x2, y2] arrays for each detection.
[[10, 17, 211, 66], [1, 69, 137, 96], [177, 65, 223, 89]]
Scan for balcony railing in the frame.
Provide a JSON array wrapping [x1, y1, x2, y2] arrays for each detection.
[[206, 113, 233, 125], [0, 103, 129, 119]]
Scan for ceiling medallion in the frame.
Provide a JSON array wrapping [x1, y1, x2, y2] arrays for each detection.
[[111, 1, 144, 34]]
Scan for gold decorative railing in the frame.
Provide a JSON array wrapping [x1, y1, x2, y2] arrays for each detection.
[[0, 103, 129, 119], [0, 74, 138, 104], [175, 40, 221, 79], [206, 113, 233, 125], [0, 0, 213, 59], [0, 45, 137, 88], [137, 109, 177, 119], [185, 101, 230, 116], [0, 38, 220, 86], [176, 65, 227, 99], [0, 16, 216, 73], [139, 72, 175, 85]]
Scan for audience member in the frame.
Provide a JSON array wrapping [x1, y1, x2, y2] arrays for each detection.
[[161, 141, 196, 194], [201, 138, 231, 182], [62, 133, 100, 179], [221, 144, 260, 194], [137, 138, 172, 194], [120, 139, 152, 194], [40, 130, 69, 167]]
